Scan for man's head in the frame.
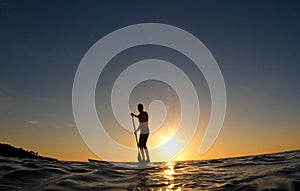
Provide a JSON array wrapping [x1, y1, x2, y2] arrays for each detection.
[[137, 104, 143, 112]]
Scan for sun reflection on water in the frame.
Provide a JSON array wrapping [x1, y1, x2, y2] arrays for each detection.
[[162, 161, 183, 191]]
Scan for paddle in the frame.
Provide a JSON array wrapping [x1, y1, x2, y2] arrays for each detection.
[[131, 115, 142, 162]]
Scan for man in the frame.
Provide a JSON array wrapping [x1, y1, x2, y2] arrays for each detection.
[[131, 104, 150, 162]]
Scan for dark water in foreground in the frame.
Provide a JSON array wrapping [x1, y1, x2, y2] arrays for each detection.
[[0, 150, 300, 191]]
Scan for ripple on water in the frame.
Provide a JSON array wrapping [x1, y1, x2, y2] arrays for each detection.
[[0, 150, 299, 191]]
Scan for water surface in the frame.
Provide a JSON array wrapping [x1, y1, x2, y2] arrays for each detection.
[[1, 150, 299, 190]]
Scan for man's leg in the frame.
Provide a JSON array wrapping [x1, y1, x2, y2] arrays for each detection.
[[140, 148, 145, 161], [144, 148, 150, 162], [143, 134, 150, 162], [139, 135, 146, 161]]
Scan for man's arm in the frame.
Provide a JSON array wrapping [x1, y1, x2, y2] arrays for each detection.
[[131, 113, 138, 118]]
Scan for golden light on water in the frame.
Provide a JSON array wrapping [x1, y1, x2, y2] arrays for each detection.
[[163, 162, 175, 179], [161, 161, 183, 191]]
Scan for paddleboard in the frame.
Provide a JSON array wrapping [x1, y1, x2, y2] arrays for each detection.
[[88, 159, 160, 169]]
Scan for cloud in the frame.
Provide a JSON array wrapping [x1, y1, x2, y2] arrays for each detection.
[[0, 86, 11, 98], [0, 84, 18, 114], [1, 1, 9, 7], [64, 123, 75, 127], [26, 120, 39, 125]]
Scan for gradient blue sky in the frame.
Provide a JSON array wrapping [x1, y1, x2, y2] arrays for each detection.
[[0, 0, 299, 161]]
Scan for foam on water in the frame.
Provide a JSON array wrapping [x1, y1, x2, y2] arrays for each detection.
[[0, 150, 299, 190]]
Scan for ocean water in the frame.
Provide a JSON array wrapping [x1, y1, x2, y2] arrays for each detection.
[[0, 150, 299, 191]]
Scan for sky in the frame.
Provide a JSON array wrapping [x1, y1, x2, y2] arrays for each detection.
[[0, 0, 300, 162]]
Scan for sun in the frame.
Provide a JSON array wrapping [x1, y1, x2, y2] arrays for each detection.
[[157, 134, 181, 159]]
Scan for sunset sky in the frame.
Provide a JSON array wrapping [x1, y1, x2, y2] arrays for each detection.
[[1, 0, 299, 162]]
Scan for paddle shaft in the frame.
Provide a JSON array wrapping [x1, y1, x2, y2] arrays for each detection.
[[131, 115, 139, 148], [132, 115, 143, 162]]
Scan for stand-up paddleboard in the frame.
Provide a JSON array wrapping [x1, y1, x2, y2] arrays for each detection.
[[88, 159, 104, 162], [114, 162, 160, 169], [88, 159, 160, 169]]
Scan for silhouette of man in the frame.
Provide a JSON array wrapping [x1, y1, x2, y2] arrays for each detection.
[[131, 104, 150, 162]]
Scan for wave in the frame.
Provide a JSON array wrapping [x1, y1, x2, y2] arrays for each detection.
[[0, 150, 299, 190]]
